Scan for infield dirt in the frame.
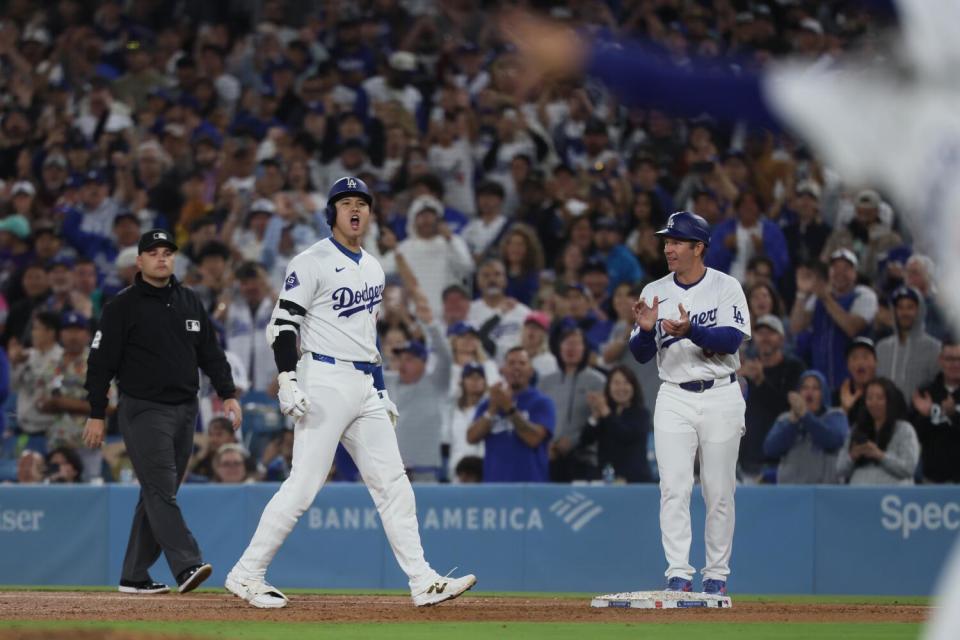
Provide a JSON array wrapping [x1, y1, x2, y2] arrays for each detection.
[[0, 591, 929, 625]]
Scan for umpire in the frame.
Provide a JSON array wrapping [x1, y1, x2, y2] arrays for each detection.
[[82, 228, 242, 595]]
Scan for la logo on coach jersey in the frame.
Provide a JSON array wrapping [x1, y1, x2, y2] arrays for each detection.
[[185, 319, 200, 332], [732, 305, 745, 326], [285, 271, 300, 291]]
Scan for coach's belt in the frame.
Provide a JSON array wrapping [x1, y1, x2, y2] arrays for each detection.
[[311, 352, 379, 375], [677, 373, 737, 393]]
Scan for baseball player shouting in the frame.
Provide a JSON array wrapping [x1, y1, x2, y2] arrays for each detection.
[[225, 176, 476, 608], [628, 211, 750, 596]]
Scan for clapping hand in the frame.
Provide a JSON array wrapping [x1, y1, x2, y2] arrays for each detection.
[[632, 296, 659, 332], [796, 267, 816, 295], [662, 303, 691, 337], [488, 382, 513, 414], [839, 379, 862, 412], [787, 391, 807, 421], [912, 390, 933, 417], [856, 440, 884, 461], [586, 390, 610, 419]]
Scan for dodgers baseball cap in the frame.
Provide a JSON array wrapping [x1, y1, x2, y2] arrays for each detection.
[[138, 228, 178, 254], [890, 285, 921, 306], [461, 362, 485, 379], [61, 311, 90, 331], [447, 322, 480, 337], [82, 169, 106, 184], [394, 341, 428, 361], [830, 248, 859, 268], [754, 314, 785, 337], [846, 336, 876, 358]]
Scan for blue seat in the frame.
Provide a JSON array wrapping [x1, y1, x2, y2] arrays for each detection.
[[239, 391, 284, 462]]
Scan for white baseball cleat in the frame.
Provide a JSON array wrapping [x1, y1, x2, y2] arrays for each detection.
[[411, 573, 477, 607], [225, 570, 290, 609]]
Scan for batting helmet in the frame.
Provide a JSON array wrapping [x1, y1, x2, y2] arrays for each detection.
[[325, 176, 373, 227], [655, 211, 711, 246]]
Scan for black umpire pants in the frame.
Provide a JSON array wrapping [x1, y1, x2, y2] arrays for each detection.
[[119, 395, 202, 582]]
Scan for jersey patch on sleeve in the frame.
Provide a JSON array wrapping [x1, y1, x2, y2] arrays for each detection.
[[91, 330, 102, 350], [732, 305, 745, 326], [284, 271, 300, 291]]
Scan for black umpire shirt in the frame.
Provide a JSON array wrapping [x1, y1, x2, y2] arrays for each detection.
[[85, 273, 236, 419]]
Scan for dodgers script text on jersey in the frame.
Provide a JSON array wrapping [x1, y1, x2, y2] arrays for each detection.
[[635, 268, 751, 384]]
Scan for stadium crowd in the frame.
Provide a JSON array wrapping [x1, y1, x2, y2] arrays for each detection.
[[0, 0, 955, 487]]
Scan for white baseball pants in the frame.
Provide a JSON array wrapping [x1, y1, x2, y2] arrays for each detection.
[[234, 357, 436, 592], [653, 381, 745, 582]]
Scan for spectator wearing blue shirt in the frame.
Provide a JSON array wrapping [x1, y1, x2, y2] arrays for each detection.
[[467, 346, 555, 482], [498, 224, 544, 308], [591, 216, 644, 294], [706, 190, 789, 284], [791, 250, 879, 391]]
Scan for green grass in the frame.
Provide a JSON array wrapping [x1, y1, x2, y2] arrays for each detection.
[[0, 621, 924, 640]]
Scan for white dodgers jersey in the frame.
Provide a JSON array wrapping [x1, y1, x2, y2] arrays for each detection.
[[636, 268, 751, 383], [276, 238, 384, 363]]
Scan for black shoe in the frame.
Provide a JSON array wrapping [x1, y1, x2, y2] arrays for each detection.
[[176, 563, 212, 594], [119, 579, 170, 595]]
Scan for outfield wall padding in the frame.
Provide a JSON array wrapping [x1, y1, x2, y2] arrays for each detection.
[[0, 484, 956, 594]]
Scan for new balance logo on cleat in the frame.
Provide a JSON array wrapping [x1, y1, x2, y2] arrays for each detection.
[[412, 574, 477, 607]]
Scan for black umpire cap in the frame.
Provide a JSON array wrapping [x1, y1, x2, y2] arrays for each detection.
[[138, 228, 178, 254]]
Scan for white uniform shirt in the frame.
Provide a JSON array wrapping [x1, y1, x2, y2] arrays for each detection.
[[467, 298, 531, 363], [803, 284, 879, 323], [362, 76, 423, 116], [635, 268, 751, 383], [275, 238, 383, 363]]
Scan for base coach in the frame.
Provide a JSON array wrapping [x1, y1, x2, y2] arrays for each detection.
[[83, 229, 242, 595]]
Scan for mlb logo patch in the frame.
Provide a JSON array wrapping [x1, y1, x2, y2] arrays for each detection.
[[285, 271, 300, 291], [185, 320, 201, 332], [153, 231, 167, 240]]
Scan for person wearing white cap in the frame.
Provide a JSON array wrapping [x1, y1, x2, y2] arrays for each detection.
[[781, 180, 832, 268], [790, 250, 878, 391], [226, 197, 277, 262], [9, 181, 37, 218], [362, 50, 423, 118], [821, 188, 901, 280], [396, 194, 473, 317]]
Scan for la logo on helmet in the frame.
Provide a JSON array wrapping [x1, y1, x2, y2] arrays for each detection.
[[347, 178, 357, 189], [667, 214, 677, 229]]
